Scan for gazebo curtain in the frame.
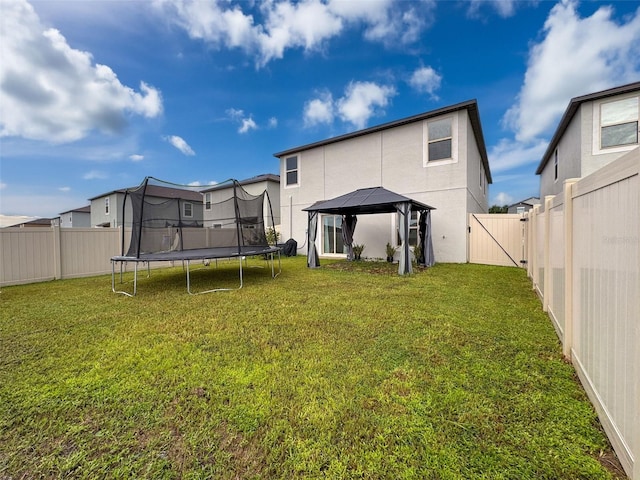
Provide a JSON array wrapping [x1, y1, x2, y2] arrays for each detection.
[[419, 210, 435, 267], [342, 214, 357, 261], [396, 202, 413, 275], [307, 211, 320, 268]]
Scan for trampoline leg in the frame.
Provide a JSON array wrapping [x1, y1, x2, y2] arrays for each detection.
[[186, 255, 244, 295], [111, 260, 137, 297]]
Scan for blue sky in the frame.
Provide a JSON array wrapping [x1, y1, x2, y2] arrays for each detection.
[[1, 0, 640, 226]]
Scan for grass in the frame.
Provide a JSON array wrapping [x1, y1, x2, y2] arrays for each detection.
[[0, 256, 625, 479]]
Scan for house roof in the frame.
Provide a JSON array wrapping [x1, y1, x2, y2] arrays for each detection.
[[535, 81, 640, 175], [59, 205, 91, 215], [200, 173, 280, 193], [302, 186, 435, 216], [89, 183, 202, 202], [273, 99, 492, 184], [509, 197, 539, 208]]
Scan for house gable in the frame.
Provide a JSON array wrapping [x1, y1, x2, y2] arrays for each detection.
[[537, 82, 640, 199]]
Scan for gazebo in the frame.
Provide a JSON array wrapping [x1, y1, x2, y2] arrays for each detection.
[[302, 187, 435, 275]]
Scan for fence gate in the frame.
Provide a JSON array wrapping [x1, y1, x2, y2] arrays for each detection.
[[468, 214, 527, 267]]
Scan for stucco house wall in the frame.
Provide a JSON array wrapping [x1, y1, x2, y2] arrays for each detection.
[[538, 82, 640, 199], [276, 100, 490, 263], [202, 174, 280, 229]]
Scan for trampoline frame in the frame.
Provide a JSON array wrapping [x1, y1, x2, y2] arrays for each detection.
[[111, 246, 281, 296]]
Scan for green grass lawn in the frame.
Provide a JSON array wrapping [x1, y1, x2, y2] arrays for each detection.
[[0, 257, 625, 479]]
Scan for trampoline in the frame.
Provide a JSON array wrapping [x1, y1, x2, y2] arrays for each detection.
[[111, 177, 281, 296]]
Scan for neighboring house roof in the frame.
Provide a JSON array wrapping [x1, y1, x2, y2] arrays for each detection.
[[17, 218, 55, 227], [200, 173, 280, 193], [59, 205, 91, 215], [509, 197, 539, 208], [535, 81, 640, 175], [89, 184, 202, 202], [273, 99, 492, 184], [303, 186, 435, 216]]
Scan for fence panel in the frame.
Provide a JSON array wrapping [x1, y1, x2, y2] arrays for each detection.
[[571, 169, 638, 478], [59, 228, 121, 278], [528, 148, 639, 479], [0, 228, 56, 286], [547, 197, 565, 339]]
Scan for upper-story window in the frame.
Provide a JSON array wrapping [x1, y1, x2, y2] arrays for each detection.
[[427, 118, 452, 161], [183, 202, 193, 218], [204, 193, 211, 210], [105, 197, 110, 215], [600, 97, 638, 149], [285, 155, 298, 186]]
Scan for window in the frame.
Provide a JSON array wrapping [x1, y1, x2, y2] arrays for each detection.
[[554, 148, 558, 181], [600, 97, 638, 149], [183, 202, 193, 218], [322, 215, 345, 255], [427, 118, 452, 161], [517, 206, 525, 214], [204, 193, 211, 210], [105, 197, 110, 215], [285, 155, 298, 186], [397, 211, 419, 247]]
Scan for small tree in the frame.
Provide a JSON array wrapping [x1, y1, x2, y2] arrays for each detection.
[[488, 205, 509, 214]]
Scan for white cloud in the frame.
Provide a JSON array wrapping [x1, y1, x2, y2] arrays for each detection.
[[492, 192, 514, 206], [337, 81, 396, 130], [129, 154, 144, 162], [238, 117, 257, 134], [226, 108, 259, 133], [268, 117, 278, 128], [154, 0, 436, 67], [303, 92, 335, 127], [0, 0, 163, 143], [164, 135, 195, 155], [0, 214, 37, 228], [83, 170, 108, 180], [490, 0, 640, 182], [467, 0, 517, 18], [58, 186, 71, 192], [504, 0, 640, 143], [408, 66, 442, 98], [0, 183, 6, 190], [302, 81, 396, 130], [488, 138, 548, 174]]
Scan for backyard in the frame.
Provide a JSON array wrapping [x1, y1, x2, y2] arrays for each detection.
[[0, 256, 626, 479]]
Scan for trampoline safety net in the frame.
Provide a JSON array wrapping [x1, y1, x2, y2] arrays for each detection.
[[121, 176, 275, 258]]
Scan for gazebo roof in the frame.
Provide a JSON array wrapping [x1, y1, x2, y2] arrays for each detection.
[[302, 187, 435, 216]]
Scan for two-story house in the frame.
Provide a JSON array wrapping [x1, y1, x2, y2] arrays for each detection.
[[89, 183, 204, 228], [536, 81, 640, 198], [273, 99, 491, 263], [58, 205, 91, 228], [200, 174, 281, 230]]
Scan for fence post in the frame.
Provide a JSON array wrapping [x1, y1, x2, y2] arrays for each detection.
[[542, 196, 553, 312], [52, 225, 62, 280], [562, 179, 579, 359], [530, 205, 538, 290]]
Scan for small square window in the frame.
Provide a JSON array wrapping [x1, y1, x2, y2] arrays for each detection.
[[427, 118, 452, 161], [285, 155, 298, 186], [183, 202, 193, 218]]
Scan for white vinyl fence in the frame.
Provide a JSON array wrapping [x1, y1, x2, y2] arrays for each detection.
[[527, 148, 639, 480], [1, 227, 123, 286]]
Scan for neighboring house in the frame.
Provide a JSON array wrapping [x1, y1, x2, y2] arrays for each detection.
[[507, 197, 539, 214], [13, 218, 56, 228], [59, 205, 91, 228], [273, 99, 491, 263], [89, 184, 204, 228], [536, 81, 640, 199], [200, 174, 281, 229]]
